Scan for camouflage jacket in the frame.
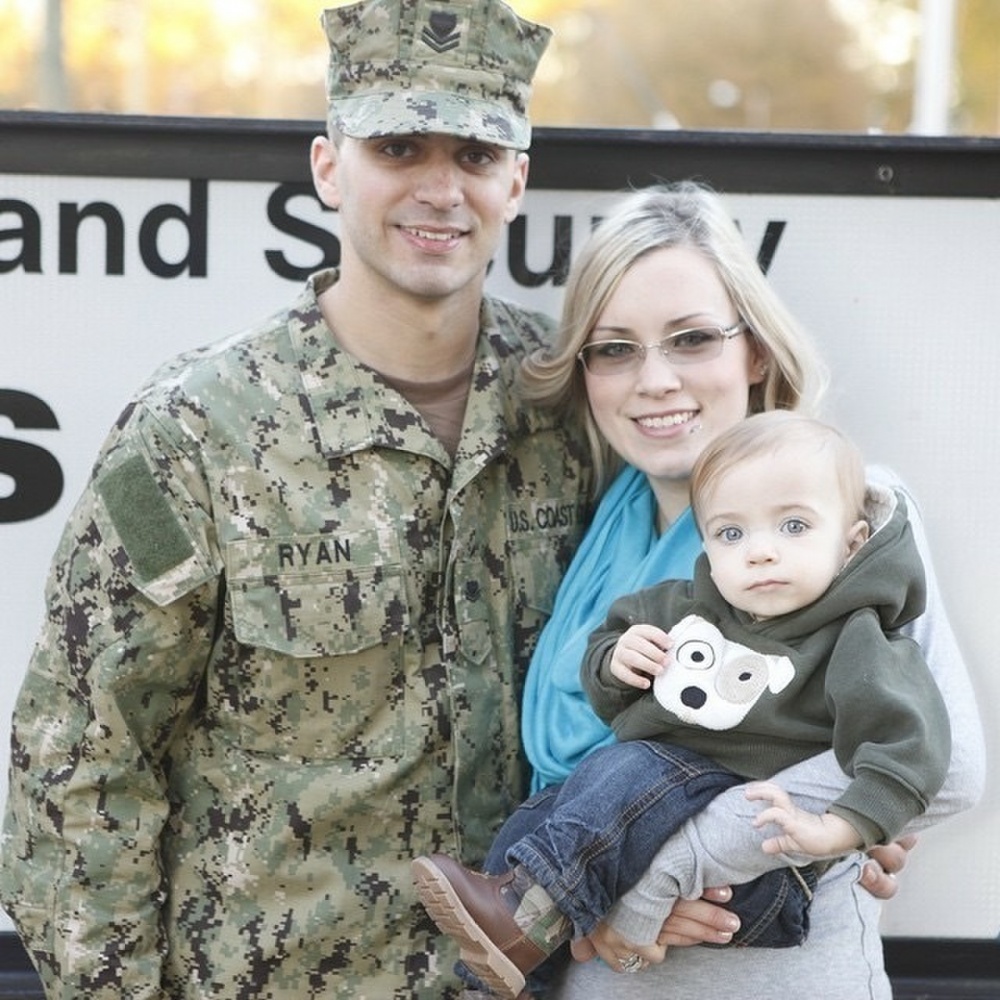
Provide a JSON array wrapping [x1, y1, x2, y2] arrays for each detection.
[[0, 270, 592, 999]]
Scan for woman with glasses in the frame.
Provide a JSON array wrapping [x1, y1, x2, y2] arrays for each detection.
[[464, 183, 982, 999]]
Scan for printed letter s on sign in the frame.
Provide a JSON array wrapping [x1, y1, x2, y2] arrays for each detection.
[[265, 183, 340, 282], [0, 390, 64, 523]]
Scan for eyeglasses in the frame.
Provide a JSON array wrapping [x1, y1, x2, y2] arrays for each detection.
[[577, 322, 747, 377]]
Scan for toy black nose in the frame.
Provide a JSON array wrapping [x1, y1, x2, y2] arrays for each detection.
[[681, 686, 707, 709]]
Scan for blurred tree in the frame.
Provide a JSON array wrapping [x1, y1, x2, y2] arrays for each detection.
[[0, 1, 39, 110], [954, 0, 1000, 131], [53, 0, 328, 118], [530, 0, 911, 131], [0, 0, 996, 135]]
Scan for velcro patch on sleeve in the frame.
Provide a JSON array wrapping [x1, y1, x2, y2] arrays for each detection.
[[98, 453, 195, 582]]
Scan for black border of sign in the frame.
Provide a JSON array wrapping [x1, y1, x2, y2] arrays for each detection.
[[3, 110, 1000, 197], [0, 110, 998, 994], [0, 931, 995, 997]]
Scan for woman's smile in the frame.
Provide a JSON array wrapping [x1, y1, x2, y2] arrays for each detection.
[[633, 409, 700, 432]]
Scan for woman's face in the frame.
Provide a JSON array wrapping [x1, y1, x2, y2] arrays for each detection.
[[583, 245, 766, 518]]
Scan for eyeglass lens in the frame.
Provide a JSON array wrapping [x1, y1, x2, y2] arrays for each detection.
[[581, 327, 728, 374]]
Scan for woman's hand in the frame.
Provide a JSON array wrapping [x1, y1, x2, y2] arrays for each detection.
[[570, 894, 738, 970], [656, 887, 741, 947], [570, 921, 666, 968], [860, 834, 918, 899]]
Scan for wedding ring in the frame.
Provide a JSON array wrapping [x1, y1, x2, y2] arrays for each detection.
[[619, 952, 645, 974]]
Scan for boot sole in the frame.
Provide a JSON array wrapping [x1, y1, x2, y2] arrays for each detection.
[[411, 855, 527, 999]]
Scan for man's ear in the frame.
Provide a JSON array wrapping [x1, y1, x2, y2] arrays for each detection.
[[503, 152, 530, 223], [311, 135, 341, 210]]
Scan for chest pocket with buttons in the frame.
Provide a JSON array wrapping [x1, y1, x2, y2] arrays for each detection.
[[220, 532, 411, 761]]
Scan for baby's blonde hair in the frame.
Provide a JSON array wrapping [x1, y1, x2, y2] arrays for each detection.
[[690, 410, 866, 533]]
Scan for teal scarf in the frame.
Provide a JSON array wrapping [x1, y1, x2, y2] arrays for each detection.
[[521, 465, 704, 792]]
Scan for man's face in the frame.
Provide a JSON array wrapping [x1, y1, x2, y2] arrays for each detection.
[[311, 132, 528, 304]]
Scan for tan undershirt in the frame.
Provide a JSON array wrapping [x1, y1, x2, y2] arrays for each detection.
[[382, 360, 474, 458]]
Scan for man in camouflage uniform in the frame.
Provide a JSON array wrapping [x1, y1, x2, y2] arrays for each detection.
[[0, 1, 591, 996]]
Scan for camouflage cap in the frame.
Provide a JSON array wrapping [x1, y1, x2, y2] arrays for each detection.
[[322, 0, 552, 149]]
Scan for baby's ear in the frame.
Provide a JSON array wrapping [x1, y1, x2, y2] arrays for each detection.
[[845, 519, 870, 561]]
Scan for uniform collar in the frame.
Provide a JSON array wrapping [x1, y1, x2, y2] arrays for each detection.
[[287, 270, 559, 474]]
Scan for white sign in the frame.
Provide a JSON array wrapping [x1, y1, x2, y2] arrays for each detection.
[[2, 173, 998, 938]]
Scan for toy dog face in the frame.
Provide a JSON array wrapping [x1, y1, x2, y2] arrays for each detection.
[[652, 614, 796, 731]]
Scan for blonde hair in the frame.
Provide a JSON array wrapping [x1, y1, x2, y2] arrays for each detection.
[[520, 182, 828, 494], [690, 410, 867, 532]]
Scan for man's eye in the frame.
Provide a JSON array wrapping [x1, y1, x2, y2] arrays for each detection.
[[379, 141, 414, 158], [463, 148, 498, 166]]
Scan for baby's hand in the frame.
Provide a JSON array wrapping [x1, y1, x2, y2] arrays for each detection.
[[746, 781, 863, 858], [609, 624, 672, 689]]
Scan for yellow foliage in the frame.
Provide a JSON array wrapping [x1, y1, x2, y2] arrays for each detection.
[[507, 0, 596, 18], [2, 0, 998, 134]]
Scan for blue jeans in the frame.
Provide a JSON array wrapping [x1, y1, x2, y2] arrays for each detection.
[[458, 740, 815, 996], [501, 741, 743, 936]]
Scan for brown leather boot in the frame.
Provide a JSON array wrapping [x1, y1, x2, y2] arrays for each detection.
[[412, 854, 568, 999]]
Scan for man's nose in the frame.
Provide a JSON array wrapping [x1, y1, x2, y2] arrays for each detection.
[[415, 159, 463, 207]]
